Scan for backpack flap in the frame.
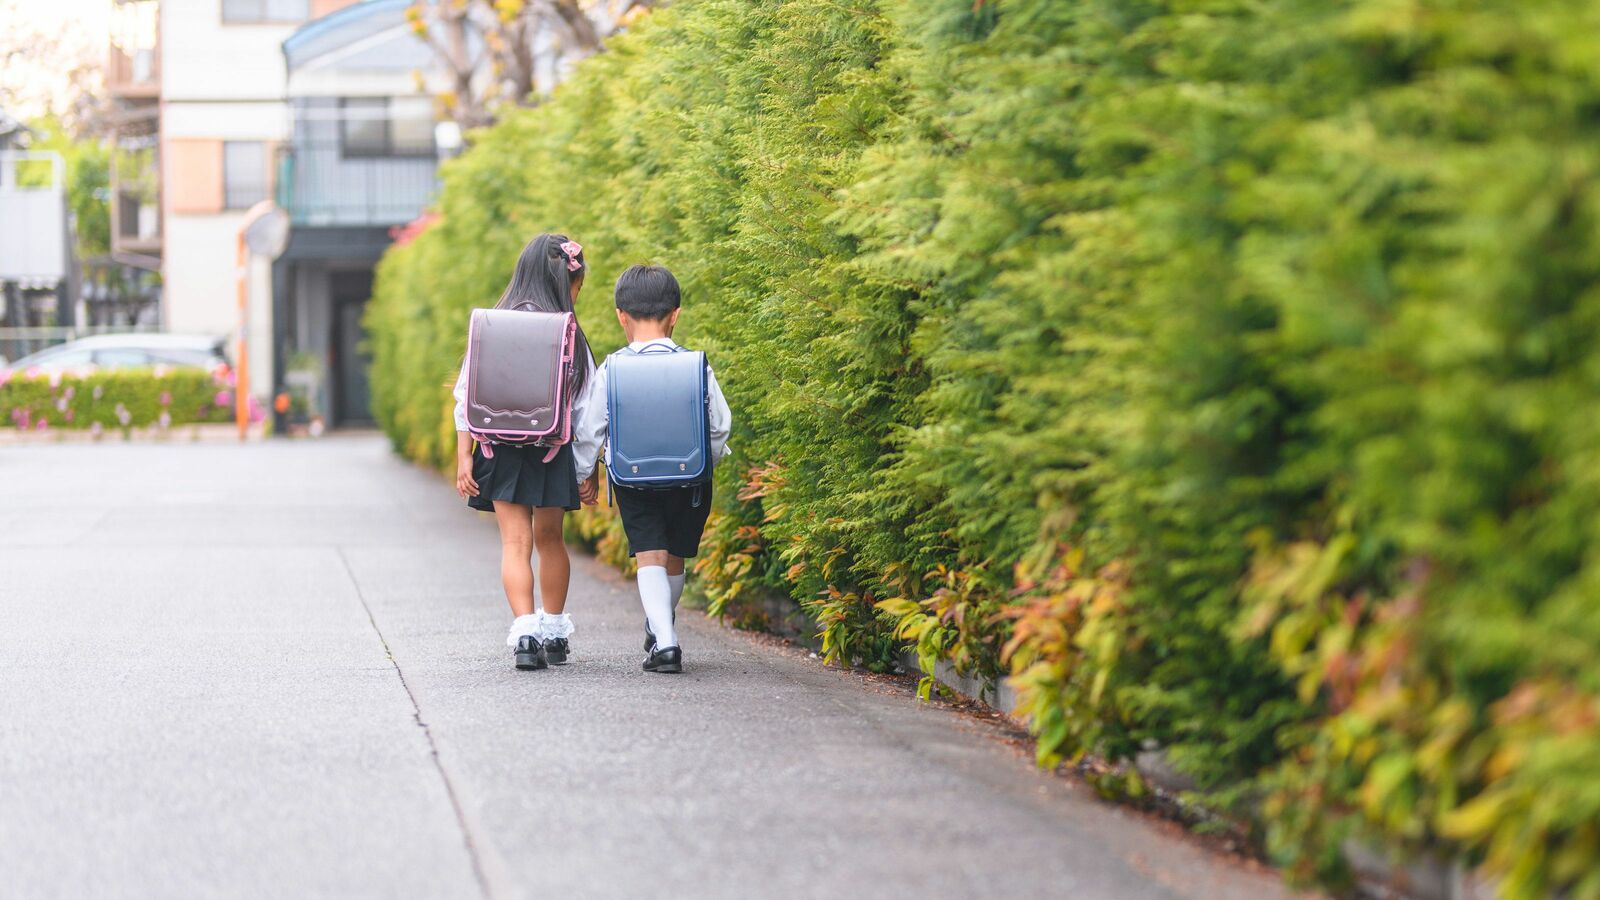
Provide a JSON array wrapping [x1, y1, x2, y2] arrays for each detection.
[[606, 346, 711, 487], [465, 308, 575, 447]]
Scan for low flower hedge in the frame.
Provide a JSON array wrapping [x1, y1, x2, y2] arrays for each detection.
[[0, 366, 240, 433], [368, 1, 1600, 895]]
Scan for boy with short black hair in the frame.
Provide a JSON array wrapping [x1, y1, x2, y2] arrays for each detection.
[[572, 265, 732, 673]]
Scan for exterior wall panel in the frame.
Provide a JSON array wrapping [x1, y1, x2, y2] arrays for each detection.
[[163, 103, 291, 141], [310, 0, 363, 18], [162, 213, 274, 395], [164, 139, 223, 214], [160, 0, 295, 396], [161, 0, 300, 102]]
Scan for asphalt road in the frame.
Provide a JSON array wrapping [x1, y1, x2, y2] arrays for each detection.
[[0, 436, 1294, 899]]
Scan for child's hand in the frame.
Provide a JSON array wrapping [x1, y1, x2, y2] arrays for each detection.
[[456, 455, 480, 499], [579, 474, 599, 506]]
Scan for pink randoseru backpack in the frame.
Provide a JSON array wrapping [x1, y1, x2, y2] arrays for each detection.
[[464, 307, 577, 460]]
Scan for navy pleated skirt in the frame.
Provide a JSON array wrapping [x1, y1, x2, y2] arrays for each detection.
[[467, 442, 581, 512]]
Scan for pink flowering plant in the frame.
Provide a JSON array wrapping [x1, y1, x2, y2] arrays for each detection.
[[0, 367, 240, 433]]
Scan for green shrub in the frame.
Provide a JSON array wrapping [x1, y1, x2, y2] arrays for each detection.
[[1, 366, 237, 432], [367, 1, 1600, 894]]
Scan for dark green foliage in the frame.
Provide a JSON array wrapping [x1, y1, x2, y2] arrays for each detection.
[[367, 1, 1600, 894]]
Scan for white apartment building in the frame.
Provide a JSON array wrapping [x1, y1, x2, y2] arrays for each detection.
[[161, 0, 364, 408], [159, 0, 384, 416]]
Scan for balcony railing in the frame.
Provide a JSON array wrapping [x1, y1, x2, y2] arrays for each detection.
[[108, 45, 160, 99], [108, 0, 159, 100], [115, 189, 161, 252], [109, 138, 160, 256], [276, 139, 438, 228]]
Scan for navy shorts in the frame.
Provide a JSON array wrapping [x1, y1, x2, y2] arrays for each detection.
[[613, 481, 713, 558]]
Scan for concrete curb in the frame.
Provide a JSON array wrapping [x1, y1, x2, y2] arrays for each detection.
[[895, 650, 1019, 712], [0, 423, 265, 444], [1340, 841, 1499, 900], [739, 584, 1500, 900], [744, 585, 823, 651]]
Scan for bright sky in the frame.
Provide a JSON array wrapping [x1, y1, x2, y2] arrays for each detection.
[[1, 0, 112, 119]]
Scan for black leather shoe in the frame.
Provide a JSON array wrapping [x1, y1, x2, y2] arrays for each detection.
[[643, 645, 683, 674], [515, 635, 548, 670], [543, 637, 570, 665]]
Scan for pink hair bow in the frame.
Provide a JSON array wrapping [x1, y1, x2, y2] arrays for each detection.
[[560, 240, 583, 272]]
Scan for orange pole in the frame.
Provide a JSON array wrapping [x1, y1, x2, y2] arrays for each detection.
[[235, 230, 250, 440]]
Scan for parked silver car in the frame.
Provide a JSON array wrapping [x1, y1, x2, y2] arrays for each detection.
[[0, 333, 229, 374]]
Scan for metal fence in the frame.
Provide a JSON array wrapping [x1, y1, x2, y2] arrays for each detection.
[[277, 138, 439, 228]]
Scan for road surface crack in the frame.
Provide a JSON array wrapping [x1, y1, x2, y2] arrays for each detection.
[[337, 547, 510, 900]]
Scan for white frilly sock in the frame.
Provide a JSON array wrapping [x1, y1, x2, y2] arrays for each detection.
[[506, 613, 542, 647], [539, 611, 574, 640], [638, 566, 677, 651], [668, 572, 686, 611]]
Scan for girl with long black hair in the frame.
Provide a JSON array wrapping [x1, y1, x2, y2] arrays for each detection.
[[451, 233, 595, 669]]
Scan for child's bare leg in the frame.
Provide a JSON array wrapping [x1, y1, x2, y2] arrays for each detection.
[[493, 501, 536, 617], [665, 555, 685, 577], [532, 507, 570, 615]]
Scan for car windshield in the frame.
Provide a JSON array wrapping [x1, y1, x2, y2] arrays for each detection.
[[149, 347, 223, 366], [15, 348, 94, 368], [6, 339, 223, 370]]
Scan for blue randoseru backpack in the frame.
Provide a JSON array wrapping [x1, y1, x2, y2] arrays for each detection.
[[605, 343, 712, 502]]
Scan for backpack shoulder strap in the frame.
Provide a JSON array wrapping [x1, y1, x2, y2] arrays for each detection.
[[629, 340, 684, 356]]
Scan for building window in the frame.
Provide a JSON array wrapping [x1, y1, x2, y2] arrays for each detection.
[[338, 98, 388, 157], [391, 97, 437, 155], [223, 141, 267, 210], [339, 97, 436, 159], [221, 0, 307, 24]]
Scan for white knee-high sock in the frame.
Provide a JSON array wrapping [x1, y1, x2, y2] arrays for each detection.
[[668, 572, 686, 611], [638, 566, 677, 651]]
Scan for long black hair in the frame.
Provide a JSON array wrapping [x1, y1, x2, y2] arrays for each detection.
[[495, 232, 593, 396]]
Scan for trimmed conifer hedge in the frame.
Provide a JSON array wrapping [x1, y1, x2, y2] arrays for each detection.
[[368, 1, 1600, 894]]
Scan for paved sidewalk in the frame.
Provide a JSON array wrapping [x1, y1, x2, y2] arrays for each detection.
[[0, 436, 1294, 899]]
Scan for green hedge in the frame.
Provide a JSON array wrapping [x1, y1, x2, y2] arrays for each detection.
[[368, 1, 1600, 894], [2, 366, 236, 432]]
